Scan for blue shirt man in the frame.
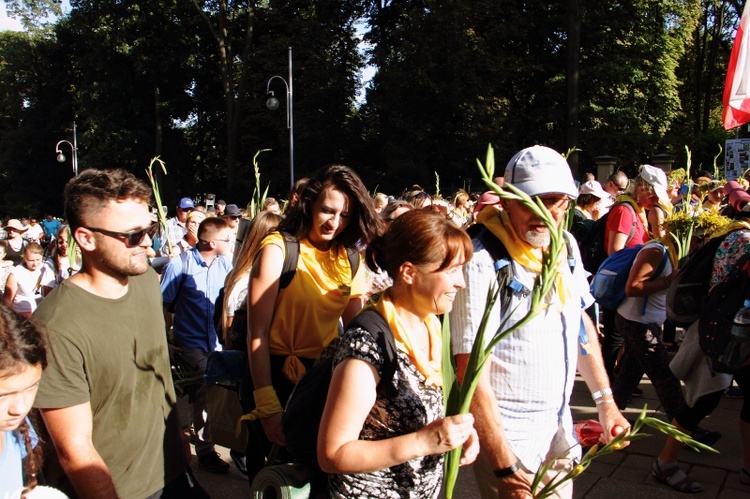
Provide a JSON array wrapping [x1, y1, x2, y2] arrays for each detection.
[[160, 217, 233, 472], [41, 215, 61, 240]]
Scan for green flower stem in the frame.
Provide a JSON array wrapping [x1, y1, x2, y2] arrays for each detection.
[[531, 405, 717, 498], [443, 145, 565, 498], [248, 149, 271, 218], [146, 157, 172, 256]]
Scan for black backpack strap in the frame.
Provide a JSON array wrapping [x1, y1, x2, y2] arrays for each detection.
[[345, 309, 398, 397], [617, 202, 638, 245], [279, 232, 300, 290], [279, 232, 358, 289], [346, 246, 360, 279]]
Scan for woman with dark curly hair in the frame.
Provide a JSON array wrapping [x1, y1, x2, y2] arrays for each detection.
[[246, 164, 382, 481]]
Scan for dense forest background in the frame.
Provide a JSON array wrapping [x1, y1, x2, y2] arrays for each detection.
[[0, 0, 745, 215]]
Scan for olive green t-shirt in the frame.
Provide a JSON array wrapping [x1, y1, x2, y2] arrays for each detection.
[[34, 268, 184, 498]]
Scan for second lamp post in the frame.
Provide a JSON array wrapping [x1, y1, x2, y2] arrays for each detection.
[[266, 46, 294, 190]]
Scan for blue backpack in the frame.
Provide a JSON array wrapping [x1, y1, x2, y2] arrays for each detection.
[[590, 243, 668, 311]]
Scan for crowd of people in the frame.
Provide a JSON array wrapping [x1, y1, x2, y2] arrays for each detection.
[[1, 148, 749, 499]]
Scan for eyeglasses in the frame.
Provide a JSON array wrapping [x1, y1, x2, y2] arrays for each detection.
[[200, 238, 232, 245], [85, 222, 159, 247], [612, 180, 629, 192], [537, 196, 571, 211]]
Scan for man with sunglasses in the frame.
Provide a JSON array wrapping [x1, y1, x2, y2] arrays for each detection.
[[603, 171, 630, 204], [34, 169, 209, 498], [161, 217, 234, 474]]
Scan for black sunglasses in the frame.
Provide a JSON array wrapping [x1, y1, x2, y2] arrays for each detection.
[[85, 222, 159, 247]]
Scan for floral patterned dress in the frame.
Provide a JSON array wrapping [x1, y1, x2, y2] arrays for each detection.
[[710, 229, 750, 286], [327, 327, 444, 499]]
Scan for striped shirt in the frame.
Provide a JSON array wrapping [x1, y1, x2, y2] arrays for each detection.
[[449, 231, 594, 472]]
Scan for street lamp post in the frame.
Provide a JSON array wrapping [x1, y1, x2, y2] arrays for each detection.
[[55, 121, 79, 177], [266, 46, 294, 190]]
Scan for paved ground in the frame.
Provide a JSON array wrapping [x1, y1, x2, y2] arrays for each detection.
[[186, 374, 748, 498]]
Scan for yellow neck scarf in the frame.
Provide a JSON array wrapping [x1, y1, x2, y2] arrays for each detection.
[[369, 290, 443, 388], [716, 220, 750, 238], [614, 194, 649, 229], [575, 206, 593, 220], [659, 236, 679, 270], [480, 210, 574, 306]]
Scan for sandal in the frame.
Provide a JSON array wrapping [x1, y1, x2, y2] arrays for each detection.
[[652, 461, 704, 493]]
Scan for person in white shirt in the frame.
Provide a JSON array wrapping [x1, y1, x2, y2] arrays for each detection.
[[450, 146, 630, 498]]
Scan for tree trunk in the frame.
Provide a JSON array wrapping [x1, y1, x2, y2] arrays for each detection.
[[703, 0, 726, 133], [565, 0, 580, 177]]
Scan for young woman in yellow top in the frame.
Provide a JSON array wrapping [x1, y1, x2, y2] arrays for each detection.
[[247, 164, 381, 478]]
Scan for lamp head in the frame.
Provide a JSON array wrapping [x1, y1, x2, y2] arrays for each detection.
[[266, 96, 280, 111], [56, 152, 66, 163]]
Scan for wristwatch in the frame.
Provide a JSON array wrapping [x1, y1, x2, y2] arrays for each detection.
[[591, 387, 612, 401], [493, 461, 520, 478]]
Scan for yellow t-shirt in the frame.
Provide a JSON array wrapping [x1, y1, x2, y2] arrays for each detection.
[[260, 232, 365, 360]]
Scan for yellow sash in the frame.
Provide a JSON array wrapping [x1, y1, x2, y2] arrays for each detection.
[[481, 210, 574, 307], [369, 291, 443, 388]]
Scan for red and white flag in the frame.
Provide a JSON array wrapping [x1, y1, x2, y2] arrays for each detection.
[[724, 3, 750, 130]]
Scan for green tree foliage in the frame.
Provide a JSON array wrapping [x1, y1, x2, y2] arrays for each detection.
[[576, 1, 703, 167], [0, 0, 742, 215], [4, 0, 61, 34], [0, 29, 79, 216]]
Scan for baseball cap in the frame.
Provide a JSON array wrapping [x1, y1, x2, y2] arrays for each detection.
[[178, 197, 195, 210], [638, 165, 669, 204], [504, 146, 578, 199]]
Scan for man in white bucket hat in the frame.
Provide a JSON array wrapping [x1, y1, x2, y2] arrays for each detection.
[[451, 146, 629, 498]]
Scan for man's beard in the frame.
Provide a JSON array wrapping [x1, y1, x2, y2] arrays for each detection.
[[525, 230, 550, 248]]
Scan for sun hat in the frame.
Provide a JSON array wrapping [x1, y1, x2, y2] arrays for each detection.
[[579, 180, 610, 200], [4, 219, 27, 232], [504, 146, 578, 199], [223, 204, 242, 217], [178, 197, 195, 210], [472, 191, 502, 219], [638, 165, 669, 204]]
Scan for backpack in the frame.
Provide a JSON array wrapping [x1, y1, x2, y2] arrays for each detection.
[[279, 231, 360, 290], [580, 202, 637, 275], [590, 243, 668, 311], [571, 218, 596, 248], [466, 224, 576, 314], [698, 253, 750, 374], [666, 231, 738, 327], [282, 309, 399, 464]]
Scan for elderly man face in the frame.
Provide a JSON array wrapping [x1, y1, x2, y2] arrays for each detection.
[[503, 194, 570, 248]]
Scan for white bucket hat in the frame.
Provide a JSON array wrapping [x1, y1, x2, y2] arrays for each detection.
[[638, 165, 670, 204], [504, 146, 578, 199]]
